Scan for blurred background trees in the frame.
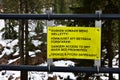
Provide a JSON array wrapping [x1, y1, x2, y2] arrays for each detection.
[[0, 0, 120, 80]]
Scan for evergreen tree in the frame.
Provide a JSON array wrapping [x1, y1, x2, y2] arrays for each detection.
[[1, 0, 120, 79], [69, 0, 119, 79]]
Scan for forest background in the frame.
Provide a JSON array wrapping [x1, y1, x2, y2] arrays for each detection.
[[0, 0, 120, 80]]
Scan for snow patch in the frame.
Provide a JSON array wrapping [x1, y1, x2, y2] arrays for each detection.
[[32, 40, 42, 47], [8, 57, 20, 64], [29, 51, 35, 57], [2, 47, 13, 55], [53, 60, 75, 67], [0, 20, 5, 30]]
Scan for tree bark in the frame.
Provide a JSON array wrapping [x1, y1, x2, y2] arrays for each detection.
[[104, 0, 114, 79], [118, 0, 120, 79], [19, 0, 28, 80]]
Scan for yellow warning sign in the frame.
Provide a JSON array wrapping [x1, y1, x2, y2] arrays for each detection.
[[47, 26, 101, 60]]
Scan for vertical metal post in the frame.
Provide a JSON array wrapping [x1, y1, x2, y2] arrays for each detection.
[[94, 10, 102, 79], [45, 10, 54, 74]]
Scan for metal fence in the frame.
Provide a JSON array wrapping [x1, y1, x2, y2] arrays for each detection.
[[0, 13, 120, 78], [0, 14, 120, 20], [0, 65, 120, 73]]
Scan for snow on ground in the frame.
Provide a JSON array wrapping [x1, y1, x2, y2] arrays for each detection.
[[32, 40, 42, 47], [112, 54, 119, 80], [0, 20, 76, 79], [0, 71, 20, 80], [0, 60, 76, 80], [0, 20, 5, 30], [0, 19, 119, 80]]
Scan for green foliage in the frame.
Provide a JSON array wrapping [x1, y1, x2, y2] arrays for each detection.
[[54, 0, 73, 13], [1, 20, 18, 39], [68, 0, 119, 79], [27, 0, 43, 13], [35, 20, 43, 34], [1, 0, 120, 79], [2, 0, 19, 13]]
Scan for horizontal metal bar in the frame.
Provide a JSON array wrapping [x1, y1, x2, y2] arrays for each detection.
[[0, 65, 120, 73], [0, 14, 120, 20]]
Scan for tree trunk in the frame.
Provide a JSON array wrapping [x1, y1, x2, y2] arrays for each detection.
[[107, 20, 113, 80], [104, 0, 114, 79], [19, 0, 28, 80], [25, 0, 29, 66], [118, 0, 120, 79]]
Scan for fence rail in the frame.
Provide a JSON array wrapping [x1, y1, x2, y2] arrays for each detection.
[[0, 65, 120, 73], [0, 13, 120, 74], [1, 14, 120, 20]]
